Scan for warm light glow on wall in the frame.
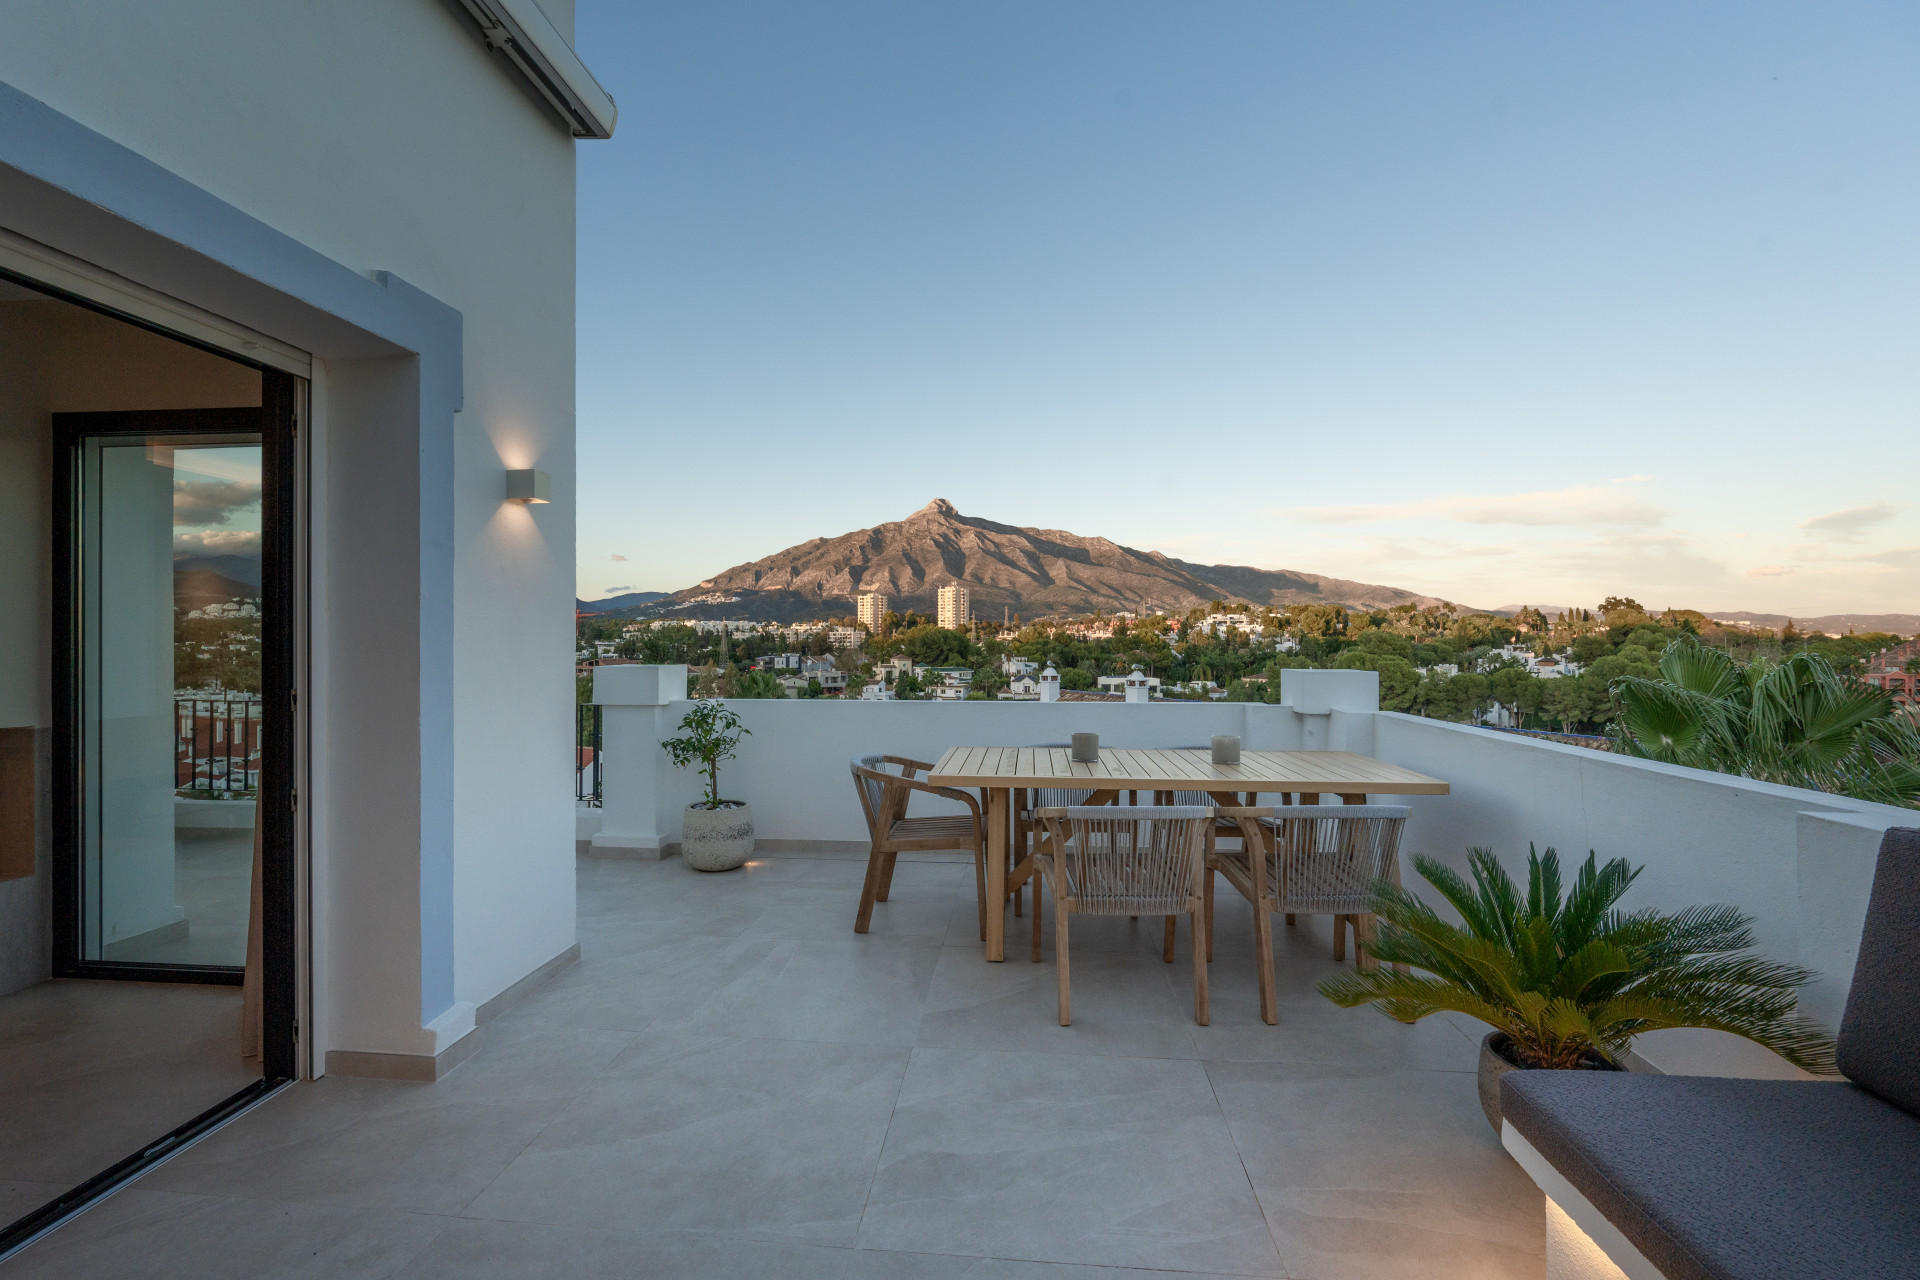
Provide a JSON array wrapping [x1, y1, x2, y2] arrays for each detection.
[[1545, 1197, 1632, 1280]]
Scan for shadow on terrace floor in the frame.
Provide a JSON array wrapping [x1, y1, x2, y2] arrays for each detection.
[[5, 852, 1544, 1280]]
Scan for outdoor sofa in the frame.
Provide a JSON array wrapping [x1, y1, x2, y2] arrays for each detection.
[[1500, 826, 1920, 1280]]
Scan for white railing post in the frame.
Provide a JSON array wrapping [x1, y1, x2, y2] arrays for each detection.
[[1279, 669, 1380, 752], [590, 664, 687, 860]]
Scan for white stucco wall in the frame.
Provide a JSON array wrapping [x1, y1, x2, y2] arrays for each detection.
[[0, 2, 584, 1059]]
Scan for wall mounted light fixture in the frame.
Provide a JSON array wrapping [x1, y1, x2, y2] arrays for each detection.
[[504, 469, 551, 503]]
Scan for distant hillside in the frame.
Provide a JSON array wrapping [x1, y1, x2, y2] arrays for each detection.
[[173, 553, 260, 587], [603, 499, 1451, 622], [174, 569, 256, 614], [1704, 612, 1917, 637], [576, 590, 668, 614]]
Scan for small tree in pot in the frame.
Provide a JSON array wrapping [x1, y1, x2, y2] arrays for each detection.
[[662, 698, 754, 871], [1319, 845, 1836, 1131]]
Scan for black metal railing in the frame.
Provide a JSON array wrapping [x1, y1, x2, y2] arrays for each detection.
[[175, 697, 263, 795], [576, 702, 602, 805]]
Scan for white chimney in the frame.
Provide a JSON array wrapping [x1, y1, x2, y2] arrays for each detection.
[[1039, 665, 1060, 703], [1124, 664, 1151, 704]]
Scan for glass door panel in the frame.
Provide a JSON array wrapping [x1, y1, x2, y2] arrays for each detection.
[[77, 436, 261, 969]]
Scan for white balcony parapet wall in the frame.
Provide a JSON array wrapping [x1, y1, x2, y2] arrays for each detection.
[[1366, 712, 1911, 1062], [593, 666, 1912, 1065]]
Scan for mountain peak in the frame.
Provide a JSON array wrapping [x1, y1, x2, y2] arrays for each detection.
[[639, 503, 1451, 622]]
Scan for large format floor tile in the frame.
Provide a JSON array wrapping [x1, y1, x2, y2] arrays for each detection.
[[140, 1077, 568, 1216], [461, 1032, 908, 1246], [915, 943, 1205, 1061], [860, 1047, 1286, 1276], [662, 934, 945, 1046], [0, 982, 259, 1189], [1205, 1059, 1544, 1280], [1, 1189, 447, 1280], [9, 852, 1548, 1280], [394, 1218, 856, 1280]]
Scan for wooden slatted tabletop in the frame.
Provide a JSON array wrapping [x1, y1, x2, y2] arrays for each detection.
[[927, 746, 1450, 795], [929, 746, 1448, 961]]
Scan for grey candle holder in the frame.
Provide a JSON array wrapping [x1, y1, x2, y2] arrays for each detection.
[[1071, 732, 1100, 763], [1211, 735, 1241, 765]]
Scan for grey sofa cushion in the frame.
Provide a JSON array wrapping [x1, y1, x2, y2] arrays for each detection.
[[1837, 827, 1920, 1114], [1502, 1072, 1920, 1280]]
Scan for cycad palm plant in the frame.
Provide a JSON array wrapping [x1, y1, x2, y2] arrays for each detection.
[[1611, 636, 1920, 808], [1319, 845, 1836, 1073]]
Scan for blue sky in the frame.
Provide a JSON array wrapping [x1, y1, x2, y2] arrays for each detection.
[[574, 2, 1919, 616]]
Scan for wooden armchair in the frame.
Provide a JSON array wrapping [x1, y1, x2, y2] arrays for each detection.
[[850, 755, 990, 938], [1208, 804, 1410, 1024], [1032, 805, 1267, 1027]]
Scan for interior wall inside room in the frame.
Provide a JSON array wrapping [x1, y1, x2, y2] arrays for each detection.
[[0, 285, 260, 995]]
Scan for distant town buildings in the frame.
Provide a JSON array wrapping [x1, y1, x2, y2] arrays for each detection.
[[1002, 673, 1042, 699], [1864, 639, 1918, 717], [856, 592, 888, 631], [936, 584, 970, 629], [185, 600, 259, 621]]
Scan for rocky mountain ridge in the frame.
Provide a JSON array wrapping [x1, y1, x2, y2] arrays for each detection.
[[587, 499, 1451, 621]]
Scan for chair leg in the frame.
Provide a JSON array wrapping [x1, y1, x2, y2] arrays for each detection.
[[1191, 911, 1209, 1025], [1285, 912, 1296, 926], [855, 847, 887, 934], [875, 850, 899, 903], [1055, 905, 1072, 1026], [1031, 866, 1043, 962], [1332, 914, 1348, 963], [1356, 913, 1378, 971], [1014, 883, 1023, 917], [1204, 866, 1215, 963], [1163, 916, 1176, 963], [973, 849, 988, 942], [1253, 904, 1277, 1026]]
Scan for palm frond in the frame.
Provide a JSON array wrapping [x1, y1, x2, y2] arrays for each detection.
[[1327, 843, 1838, 1076]]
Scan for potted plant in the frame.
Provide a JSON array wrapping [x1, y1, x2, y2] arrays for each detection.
[[661, 698, 754, 872], [1319, 845, 1836, 1132]]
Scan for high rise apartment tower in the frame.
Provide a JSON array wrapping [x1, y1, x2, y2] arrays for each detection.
[[937, 584, 970, 629], [856, 592, 888, 631]]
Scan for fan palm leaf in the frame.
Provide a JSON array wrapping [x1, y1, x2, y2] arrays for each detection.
[[1610, 636, 1920, 808]]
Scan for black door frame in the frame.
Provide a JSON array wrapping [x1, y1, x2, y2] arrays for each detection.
[[49, 383, 298, 1082]]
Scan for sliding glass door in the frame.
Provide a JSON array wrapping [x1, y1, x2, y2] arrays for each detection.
[[73, 432, 262, 970], [53, 384, 298, 1069]]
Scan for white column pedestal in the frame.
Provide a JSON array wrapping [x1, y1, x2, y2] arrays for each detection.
[[588, 665, 686, 860]]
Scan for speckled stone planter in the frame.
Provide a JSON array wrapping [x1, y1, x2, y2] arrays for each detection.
[[682, 801, 753, 872]]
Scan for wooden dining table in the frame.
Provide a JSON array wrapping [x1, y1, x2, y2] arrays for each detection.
[[926, 745, 1451, 961]]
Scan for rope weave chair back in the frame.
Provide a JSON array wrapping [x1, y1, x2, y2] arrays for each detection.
[[1263, 804, 1410, 914], [1038, 805, 1214, 915], [849, 755, 897, 835]]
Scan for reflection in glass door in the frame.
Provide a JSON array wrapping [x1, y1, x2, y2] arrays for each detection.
[[75, 436, 262, 969]]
